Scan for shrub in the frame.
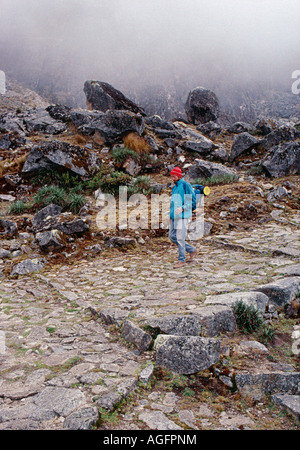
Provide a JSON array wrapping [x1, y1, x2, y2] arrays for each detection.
[[233, 300, 263, 334], [112, 147, 140, 168], [98, 171, 132, 196], [112, 146, 151, 171], [128, 175, 154, 196]]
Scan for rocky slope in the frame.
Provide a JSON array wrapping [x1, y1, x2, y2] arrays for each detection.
[[0, 79, 299, 430]]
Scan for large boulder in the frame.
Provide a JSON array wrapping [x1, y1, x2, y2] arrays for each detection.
[[33, 212, 90, 235], [23, 108, 68, 135], [185, 87, 219, 125], [186, 158, 238, 181], [230, 132, 260, 162], [155, 335, 220, 374], [32, 204, 63, 232], [254, 277, 300, 308], [71, 109, 145, 145], [262, 141, 300, 177], [35, 230, 67, 252], [146, 306, 236, 338], [22, 140, 101, 179], [83, 80, 145, 115]]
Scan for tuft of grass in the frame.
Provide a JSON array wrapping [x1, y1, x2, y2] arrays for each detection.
[[8, 200, 31, 215], [193, 174, 238, 186], [33, 185, 66, 208], [33, 185, 87, 214], [66, 192, 86, 214]]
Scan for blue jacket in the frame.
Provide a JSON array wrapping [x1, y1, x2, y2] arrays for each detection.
[[170, 179, 196, 220]]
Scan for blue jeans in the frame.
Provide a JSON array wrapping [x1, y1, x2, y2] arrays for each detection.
[[169, 218, 196, 262]]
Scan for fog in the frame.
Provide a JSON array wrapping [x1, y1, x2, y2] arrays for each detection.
[[0, 0, 299, 118]]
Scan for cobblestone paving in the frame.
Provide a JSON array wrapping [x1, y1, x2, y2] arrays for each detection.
[[0, 219, 299, 430]]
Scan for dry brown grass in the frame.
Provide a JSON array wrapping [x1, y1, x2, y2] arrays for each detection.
[[0, 153, 29, 178], [123, 132, 151, 154]]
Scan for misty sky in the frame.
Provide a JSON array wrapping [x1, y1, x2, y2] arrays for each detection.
[[0, 0, 299, 105]]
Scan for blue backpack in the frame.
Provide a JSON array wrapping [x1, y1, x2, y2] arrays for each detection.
[[191, 184, 211, 210]]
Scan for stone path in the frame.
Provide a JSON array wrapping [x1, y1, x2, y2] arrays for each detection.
[[0, 218, 299, 430]]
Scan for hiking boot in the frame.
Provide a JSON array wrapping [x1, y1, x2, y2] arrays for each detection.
[[173, 261, 185, 269], [188, 249, 198, 262]]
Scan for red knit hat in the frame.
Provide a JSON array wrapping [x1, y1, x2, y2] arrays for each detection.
[[170, 166, 182, 178]]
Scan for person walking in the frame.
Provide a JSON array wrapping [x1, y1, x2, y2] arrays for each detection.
[[169, 166, 198, 269]]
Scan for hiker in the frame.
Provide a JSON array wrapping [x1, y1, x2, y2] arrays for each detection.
[[169, 166, 198, 269]]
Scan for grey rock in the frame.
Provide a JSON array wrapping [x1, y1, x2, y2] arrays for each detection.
[[0, 130, 26, 149], [139, 410, 183, 430], [0, 248, 11, 258], [227, 122, 253, 134], [182, 135, 217, 155], [33, 386, 86, 418], [271, 394, 300, 419], [154, 128, 182, 139], [35, 230, 66, 252], [260, 125, 298, 151], [196, 121, 222, 138], [147, 314, 202, 336], [276, 264, 300, 277], [46, 104, 72, 122], [23, 108, 67, 135], [147, 306, 236, 338], [122, 320, 153, 352], [235, 372, 300, 400], [262, 141, 300, 178], [116, 377, 138, 398], [193, 305, 237, 337], [185, 87, 219, 125], [139, 363, 154, 385], [0, 219, 18, 238], [63, 407, 99, 430], [11, 257, 45, 276], [205, 291, 269, 312], [32, 204, 63, 231], [104, 236, 137, 248], [254, 277, 300, 307], [230, 132, 260, 162], [186, 158, 237, 182], [98, 308, 129, 326], [97, 391, 122, 411], [254, 118, 272, 136], [77, 109, 145, 145], [83, 80, 145, 115], [22, 140, 101, 180], [145, 115, 175, 130], [34, 212, 90, 235], [155, 335, 220, 374]]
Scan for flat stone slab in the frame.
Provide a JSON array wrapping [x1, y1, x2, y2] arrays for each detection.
[[121, 320, 153, 352], [204, 291, 269, 312], [155, 335, 220, 374], [147, 306, 236, 338], [235, 372, 300, 401], [254, 276, 300, 307], [271, 394, 300, 419]]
